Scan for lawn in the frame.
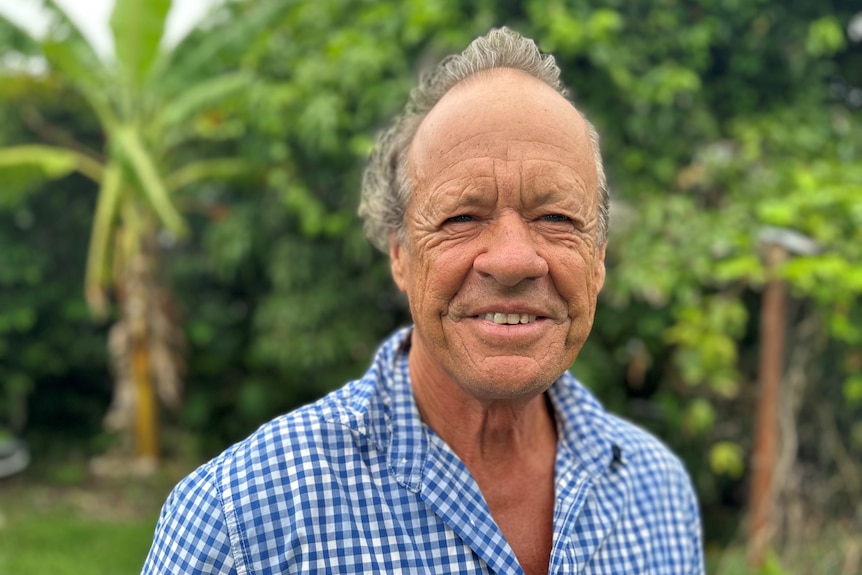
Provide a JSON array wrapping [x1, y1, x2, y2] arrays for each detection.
[[0, 458, 190, 575], [0, 511, 157, 575]]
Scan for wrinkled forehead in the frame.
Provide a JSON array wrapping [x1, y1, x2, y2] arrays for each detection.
[[407, 68, 599, 193]]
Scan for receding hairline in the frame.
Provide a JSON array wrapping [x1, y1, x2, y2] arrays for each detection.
[[404, 67, 601, 205]]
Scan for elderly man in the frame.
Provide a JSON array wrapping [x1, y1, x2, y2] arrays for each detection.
[[143, 28, 704, 574]]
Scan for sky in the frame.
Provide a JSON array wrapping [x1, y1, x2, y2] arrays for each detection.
[[0, 0, 223, 58]]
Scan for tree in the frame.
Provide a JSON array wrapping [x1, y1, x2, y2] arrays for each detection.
[[0, 0, 264, 464]]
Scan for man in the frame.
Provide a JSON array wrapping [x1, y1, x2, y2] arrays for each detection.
[[143, 28, 704, 574]]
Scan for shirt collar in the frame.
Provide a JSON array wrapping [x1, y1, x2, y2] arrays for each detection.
[[370, 327, 428, 492]]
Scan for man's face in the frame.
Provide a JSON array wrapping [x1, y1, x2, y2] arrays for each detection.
[[390, 69, 606, 402]]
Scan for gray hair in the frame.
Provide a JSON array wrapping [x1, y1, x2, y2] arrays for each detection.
[[358, 27, 610, 252]]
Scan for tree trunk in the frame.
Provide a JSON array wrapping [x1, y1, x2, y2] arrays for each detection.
[[125, 244, 161, 464], [103, 231, 183, 468], [131, 329, 159, 461], [749, 243, 788, 568]]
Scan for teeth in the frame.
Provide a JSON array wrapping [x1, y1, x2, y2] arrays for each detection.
[[482, 313, 537, 325]]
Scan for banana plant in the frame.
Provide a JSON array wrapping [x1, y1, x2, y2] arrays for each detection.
[[0, 0, 270, 464]]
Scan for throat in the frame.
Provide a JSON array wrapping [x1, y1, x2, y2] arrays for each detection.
[[428, 393, 558, 469], [469, 431, 557, 575]]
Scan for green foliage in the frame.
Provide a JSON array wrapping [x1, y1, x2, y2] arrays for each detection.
[[709, 441, 745, 479], [0, 175, 110, 441], [110, 0, 172, 89], [0, 146, 78, 188], [0, 0, 276, 316], [0, 0, 283, 451], [806, 16, 845, 57]]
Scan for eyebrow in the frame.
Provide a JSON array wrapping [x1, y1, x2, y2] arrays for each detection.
[[428, 178, 498, 208], [528, 188, 573, 204]]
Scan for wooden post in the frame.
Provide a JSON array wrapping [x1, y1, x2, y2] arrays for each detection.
[[749, 243, 787, 567]]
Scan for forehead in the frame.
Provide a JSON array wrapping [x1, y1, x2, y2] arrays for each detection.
[[407, 68, 598, 193]]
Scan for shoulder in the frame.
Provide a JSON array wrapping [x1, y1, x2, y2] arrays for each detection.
[[606, 414, 704, 572], [212, 375, 383, 491], [144, 378, 382, 574], [602, 418, 700, 533], [551, 375, 704, 572], [143, 454, 235, 574], [552, 373, 693, 484], [605, 412, 689, 478], [551, 373, 701, 523]]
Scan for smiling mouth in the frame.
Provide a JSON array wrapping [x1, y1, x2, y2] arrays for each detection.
[[479, 312, 539, 325]]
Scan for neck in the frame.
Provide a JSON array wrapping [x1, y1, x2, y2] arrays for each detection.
[[409, 351, 558, 469]]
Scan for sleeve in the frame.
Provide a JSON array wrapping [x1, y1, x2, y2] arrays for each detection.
[[141, 464, 237, 575]]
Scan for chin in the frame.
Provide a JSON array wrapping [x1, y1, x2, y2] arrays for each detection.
[[455, 361, 561, 402]]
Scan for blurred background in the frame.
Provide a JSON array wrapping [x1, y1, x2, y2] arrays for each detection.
[[0, 0, 860, 573]]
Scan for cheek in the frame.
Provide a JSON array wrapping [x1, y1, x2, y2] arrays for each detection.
[[406, 254, 441, 318], [421, 247, 473, 293], [553, 255, 601, 311]]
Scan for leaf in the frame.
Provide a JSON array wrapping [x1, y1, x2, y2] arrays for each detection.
[[0, 145, 104, 183], [38, 0, 109, 82], [152, 72, 253, 139], [113, 126, 188, 237], [0, 145, 76, 178], [844, 375, 862, 405], [709, 441, 744, 479], [41, 37, 117, 128], [165, 158, 250, 193], [682, 398, 715, 436], [84, 161, 124, 318], [42, 0, 96, 44], [805, 17, 845, 57], [0, 11, 43, 53], [151, 0, 286, 86], [110, 0, 172, 87]]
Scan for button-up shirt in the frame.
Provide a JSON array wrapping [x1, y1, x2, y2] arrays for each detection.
[[142, 328, 704, 574]]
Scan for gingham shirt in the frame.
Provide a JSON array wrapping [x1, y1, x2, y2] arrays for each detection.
[[143, 328, 704, 574]]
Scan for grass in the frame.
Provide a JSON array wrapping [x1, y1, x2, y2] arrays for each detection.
[[0, 457, 192, 575], [0, 512, 157, 575]]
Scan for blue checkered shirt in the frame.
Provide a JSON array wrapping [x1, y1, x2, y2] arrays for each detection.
[[143, 328, 704, 574]]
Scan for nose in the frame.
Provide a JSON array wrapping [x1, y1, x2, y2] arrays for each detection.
[[473, 212, 549, 287]]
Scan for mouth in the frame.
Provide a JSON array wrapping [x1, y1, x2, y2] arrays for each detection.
[[479, 312, 539, 325]]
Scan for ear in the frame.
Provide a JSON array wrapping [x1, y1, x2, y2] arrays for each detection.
[[593, 242, 607, 293], [389, 233, 409, 293]]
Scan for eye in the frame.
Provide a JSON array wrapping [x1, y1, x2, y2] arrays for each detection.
[[540, 214, 571, 223], [445, 214, 475, 224]]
